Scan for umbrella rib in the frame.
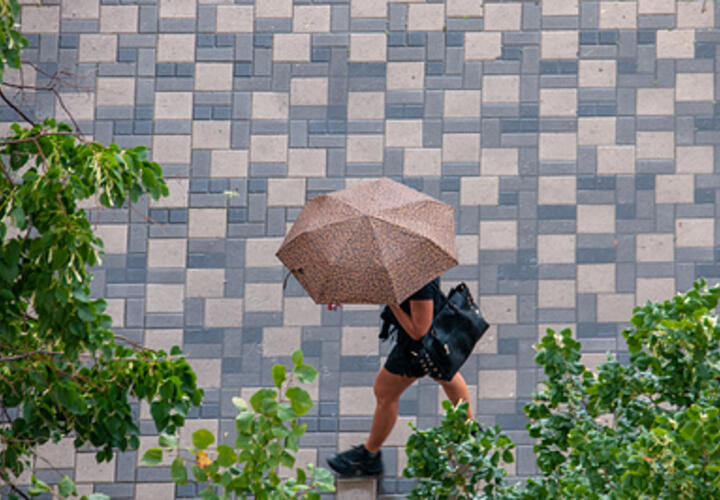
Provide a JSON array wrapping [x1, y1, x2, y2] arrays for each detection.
[[365, 216, 399, 302]]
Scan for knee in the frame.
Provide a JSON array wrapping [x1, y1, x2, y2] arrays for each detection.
[[373, 383, 398, 406]]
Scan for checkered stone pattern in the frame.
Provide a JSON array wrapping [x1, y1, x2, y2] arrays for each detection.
[[4, 0, 720, 497]]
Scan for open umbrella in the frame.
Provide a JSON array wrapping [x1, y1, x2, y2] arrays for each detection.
[[276, 178, 457, 304]]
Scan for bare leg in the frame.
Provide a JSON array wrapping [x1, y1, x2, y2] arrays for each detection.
[[364, 367, 418, 453], [437, 372, 474, 420]]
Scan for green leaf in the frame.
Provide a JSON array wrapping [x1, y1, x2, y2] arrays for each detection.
[[171, 457, 188, 484], [286, 387, 313, 416], [277, 403, 295, 421], [249, 388, 277, 412], [292, 350, 304, 367], [236, 411, 254, 433], [272, 364, 286, 389], [295, 364, 318, 384], [158, 433, 178, 448], [57, 475, 76, 497], [192, 429, 215, 450], [87, 495, 111, 500], [199, 489, 220, 500], [142, 448, 164, 465], [232, 397, 248, 411], [216, 444, 236, 467]]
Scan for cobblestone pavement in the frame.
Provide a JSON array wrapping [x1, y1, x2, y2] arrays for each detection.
[[4, 0, 720, 497]]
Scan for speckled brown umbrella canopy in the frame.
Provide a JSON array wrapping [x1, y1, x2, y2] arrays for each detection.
[[276, 178, 458, 304]]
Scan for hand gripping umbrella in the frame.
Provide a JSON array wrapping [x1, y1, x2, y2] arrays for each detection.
[[276, 178, 458, 304]]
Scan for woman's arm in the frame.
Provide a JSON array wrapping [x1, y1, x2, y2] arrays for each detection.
[[389, 300, 433, 341]]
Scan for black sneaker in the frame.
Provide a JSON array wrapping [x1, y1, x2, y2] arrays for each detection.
[[327, 445, 383, 477]]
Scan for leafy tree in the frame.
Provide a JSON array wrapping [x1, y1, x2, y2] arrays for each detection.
[[0, 1, 202, 497], [404, 279, 720, 499], [143, 350, 336, 500]]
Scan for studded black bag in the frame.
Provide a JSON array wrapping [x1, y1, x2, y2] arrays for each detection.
[[414, 282, 490, 381]]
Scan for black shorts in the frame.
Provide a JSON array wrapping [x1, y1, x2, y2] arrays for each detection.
[[383, 332, 426, 378]]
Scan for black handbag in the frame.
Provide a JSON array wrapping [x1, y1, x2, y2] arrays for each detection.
[[414, 282, 490, 381]]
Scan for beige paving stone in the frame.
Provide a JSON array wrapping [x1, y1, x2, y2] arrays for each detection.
[[147, 239, 186, 268], [194, 63, 233, 91], [636, 131, 674, 160], [539, 133, 577, 162], [636, 88, 674, 115], [636, 278, 676, 306], [35, 438, 75, 469], [263, 326, 301, 355], [350, 34, 387, 62], [483, 75, 519, 103], [252, 92, 290, 120], [288, 148, 326, 177], [483, 3, 522, 31], [143, 329, 182, 352], [21, 6, 60, 33], [245, 238, 283, 267], [465, 32, 502, 60], [599, 1, 636, 29], [267, 178, 306, 206], [474, 324, 497, 354], [347, 135, 384, 162], [341, 326, 379, 355], [151, 178, 189, 208], [105, 298, 125, 328], [447, 0, 484, 17], [578, 117, 616, 146], [135, 484, 176, 498], [211, 150, 248, 177], [542, 0, 578, 16], [578, 205, 615, 234], [537, 234, 575, 264], [155, 92, 193, 120], [408, 4, 445, 31], [538, 176, 576, 205], [456, 235, 479, 265], [100, 6, 138, 32], [62, 0, 99, 19], [403, 148, 441, 176], [178, 419, 218, 449], [444, 90, 482, 118], [579, 60, 616, 88], [539, 89, 577, 117], [677, 2, 714, 29], [541, 31, 578, 60], [78, 34, 116, 62], [250, 135, 288, 162], [75, 454, 115, 483], [157, 34, 196, 62], [384, 416, 415, 446], [597, 145, 635, 174], [676, 146, 714, 174], [246, 284, 284, 312], [292, 5, 330, 32], [146, 284, 184, 313], [675, 218, 714, 248], [638, 0, 674, 14], [56, 92, 93, 123], [347, 92, 384, 120], [290, 78, 328, 106], [216, 5, 253, 32], [256, 0, 292, 17], [273, 34, 311, 62], [205, 298, 244, 327], [3, 63, 36, 89], [655, 174, 694, 204], [284, 297, 321, 326], [187, 358, 222, 388], [637, 233, 674, 262], [479, 221, 517, 250], [351, 0, 387, 18], [186, 269, 225, 297], [385, 120, 422, 148], [578, 264, 616, 293], [340, 387, 376, 415], [676, 73, 714, 102], [159, 0, 196, 18], [481, 148, 518, 176], [192, 121, 231, 149], [597, 293, 634, 322], [188, 208, 227, 238], [387, 62, 425, 90], [538, 280, 576, 309], [460, 176, 499, 206], [96, 77, 135, 106], [478, 370, 516, 398], [656, 30, 695, 59], [442, 133, 480, 162], [93, 224, 127, 254]]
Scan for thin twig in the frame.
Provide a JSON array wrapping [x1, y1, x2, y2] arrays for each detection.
[[129, 203, 163, 226], [0, 88, 34, 126], [113, 333, 158, 354], [0, 131, 81, 147], [0, 157, 15, 185], [0, 350, 65, 362]]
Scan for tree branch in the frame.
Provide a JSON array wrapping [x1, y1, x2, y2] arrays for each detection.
[[0, 88, 34, 126], [0, 131, 81, 147], [0, 350, 64, 362]]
